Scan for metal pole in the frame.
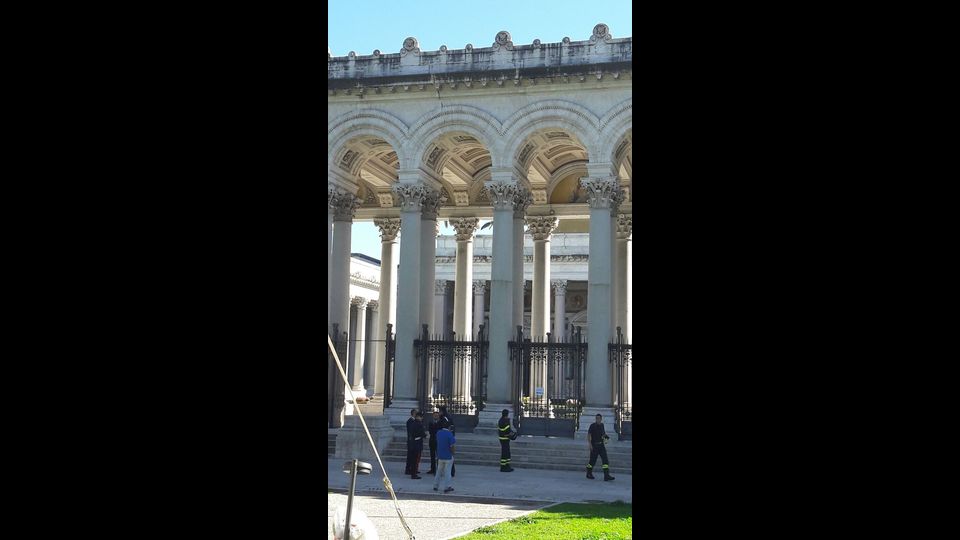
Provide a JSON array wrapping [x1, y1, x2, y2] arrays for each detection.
[[344, 459, 357, 538]]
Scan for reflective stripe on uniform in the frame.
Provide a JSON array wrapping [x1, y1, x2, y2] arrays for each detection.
[[602, 464, 609, 469], [586, 464, 593, 468]]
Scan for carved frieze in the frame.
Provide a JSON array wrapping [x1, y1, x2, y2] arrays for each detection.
[[453, 191, 470, 206], [525, 216, 558, 241], [373, 218, 401, 242], [451, 217, 480, 242]]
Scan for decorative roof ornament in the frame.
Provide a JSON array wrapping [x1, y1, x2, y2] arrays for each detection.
[[492, 30, 514, 52], [590, 23, 613, 46], [400, 37, 420, 56]]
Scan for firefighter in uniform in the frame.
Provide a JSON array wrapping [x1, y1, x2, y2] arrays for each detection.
[[586, 413, 615, 481], [497, 409, 516, 472]]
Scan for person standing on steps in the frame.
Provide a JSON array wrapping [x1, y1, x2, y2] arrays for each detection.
[[426, 410, 441, 475], [410, 412, 426, 479], [438, 405, 456, 477], [497, 409, 516, 472], [586, 413, 615, 481], [432, 423, 456, 494], [404, 408, 419, 476]]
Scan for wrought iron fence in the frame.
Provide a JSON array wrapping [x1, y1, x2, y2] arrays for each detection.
[[509, 326, 587, 437], [608, 326, 632, 440], [413, 324, 489, 428], [328, 324, 349, 428]]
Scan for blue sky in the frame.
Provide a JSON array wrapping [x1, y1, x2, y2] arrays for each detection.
[[329, 0, 633, 260]]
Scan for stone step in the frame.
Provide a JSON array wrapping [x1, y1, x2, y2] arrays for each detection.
[[376, 454, 632, 473]]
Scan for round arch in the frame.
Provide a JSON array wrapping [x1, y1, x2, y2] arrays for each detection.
[[597, 99, 633, 166], [498, 100, 602, 166], [327, 109, 410, 170], [404, 105, 502, 167]]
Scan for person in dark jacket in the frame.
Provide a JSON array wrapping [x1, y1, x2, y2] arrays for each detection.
[[404, 408, 420, 477], [586, 413, 615, 481], [497, 409, 516, 472], [426, 410, 441, 475], [410, 412, 426, 479]]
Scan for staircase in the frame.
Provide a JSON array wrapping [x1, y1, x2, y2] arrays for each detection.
[[377, 433, 633, 475], [328, 433, 337, 456]]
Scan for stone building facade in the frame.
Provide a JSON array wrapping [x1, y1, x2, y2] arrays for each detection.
[[328, 24, 632, 432]]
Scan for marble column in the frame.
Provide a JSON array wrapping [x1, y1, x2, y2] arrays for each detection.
[[349, 297, 368, 392], [373, 218, 401, 395], [527, 217, 558, 340], [327, 187, 336, 321], [486, 181, 520, 403], [364, 301, 379, 398], [512, 190, 532, 334], [472, 280, 486, 339], [552, 280, 567, 341], [420, 191, 445, 334], [392, 184, 426, 400], [433, 280, 448, 338], [452, 217, 479, 339], [580, 176, 623, 407], [616, 213, 633, 344], [329, 191, 360, 338]]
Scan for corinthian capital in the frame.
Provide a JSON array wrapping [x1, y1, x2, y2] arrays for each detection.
[[473, 279, 487, 295], [579, 177, 623, 210], [421, 188, 448, 220], [485, 182, 520, 211], [617, 213, 633, 239], [373, 218, 401, 242], [525, 216, 558, 241], [329, 190, 361, 221], [513, 187, 533, 218], [393, 184, 428, 212], [351, 296, 368, 309], [451, 217, 480, 242], [552, 279, 568, 295]]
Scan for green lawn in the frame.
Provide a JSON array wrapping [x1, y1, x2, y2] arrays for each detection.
[[455, 502, 632, 540]]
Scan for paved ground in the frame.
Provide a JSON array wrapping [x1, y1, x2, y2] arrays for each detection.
[[327, 491, 550, 540], [327, 457, 632, 539]]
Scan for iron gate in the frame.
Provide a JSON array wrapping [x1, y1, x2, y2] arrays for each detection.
[[509, 326, 587, 438], [414, 324, 489, 432], [328, 324, 349, 428], [609, 326, 632, 440]]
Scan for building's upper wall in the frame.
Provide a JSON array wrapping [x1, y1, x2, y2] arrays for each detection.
[[328, 24, 630, 83]]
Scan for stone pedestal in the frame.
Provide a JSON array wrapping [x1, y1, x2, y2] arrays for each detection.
[[334, 414, 395, 464], [574, 407, 617, 440]]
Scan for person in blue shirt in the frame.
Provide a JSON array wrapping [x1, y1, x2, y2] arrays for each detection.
[[432, 425, 456, 493]]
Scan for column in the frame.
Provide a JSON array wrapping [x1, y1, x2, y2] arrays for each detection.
[[452, 218, 479, 339], [512, 190, 532, 333], [433, 280, 447, 338], [327, 187, 336, 320], [364, 300, 379, 397], [580, 176, 623, 407], [552, 280, 567, 341], [373, 218, 401, 395], [526, 217, 558, 339], [349, 297, 368, 392], [617, 213, 633, 344], [472, 280, 486, 339], [486, 180, 520, 403], [329, 190, 360, 338], [392, 184, 426, 401], [420, 190, 445, 334]]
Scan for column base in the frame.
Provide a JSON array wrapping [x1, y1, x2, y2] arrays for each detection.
[[334, 414, 394, 464], [473, 403, 513, 436], [574, 407, 616, 440]]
